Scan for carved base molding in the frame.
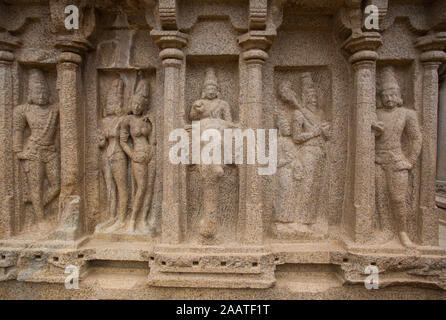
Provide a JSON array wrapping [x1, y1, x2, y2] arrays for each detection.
[[1, 236, 446, 297], [147, 245, 276, 289]]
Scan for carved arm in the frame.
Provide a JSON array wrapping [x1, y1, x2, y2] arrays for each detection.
[[405, 110, 423, 166], [13, 105, 26, 153]]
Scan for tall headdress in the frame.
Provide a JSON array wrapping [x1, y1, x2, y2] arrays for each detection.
[[380, 66, 400, 92], [300, 72, 315, 92], [134, 78, 150, 98], [203, 68, 218, 88], [28, 68, 48, 104], [29, 68, 48, 91], [104, 78, 124, 116]]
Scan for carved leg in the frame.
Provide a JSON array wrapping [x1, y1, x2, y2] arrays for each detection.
[[43, 155, 60, 206], [126, 161, 147, 233], [305, 147, 324, 226], [105, 157, 128, 232], [375, 164, 393, 240], [24, 160, 45, 221], [140, 162, 156, 234], [300, 147, 321, 226], [274, 165, 294, 224], [388, 169, 414, 248], [95, 160, 118, 232], [199, 164, 223, 241]]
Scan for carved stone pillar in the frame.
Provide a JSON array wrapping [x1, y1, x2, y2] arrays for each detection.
[[55, 41, 89, 240], [238, 33, 272, 245], [151, 31, 188, 245], [415, 33, 446, 246], [57, 51, 82, 198], [342, 33, 382, 244], [437, 65, 446, 212], [0, 40, 19, 238]]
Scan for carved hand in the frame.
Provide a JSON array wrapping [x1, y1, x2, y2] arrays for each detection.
[[372, 121, 384, 137], [193, 101, 205, 113], [98, 134, 106, 148], [120, 131, 129, 143], [321, 122, 331, 139], [395, 159, 413, 171], [312, 126, 322, 138]]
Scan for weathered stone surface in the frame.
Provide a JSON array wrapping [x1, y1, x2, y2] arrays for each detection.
[[0, 0, 445, 300]]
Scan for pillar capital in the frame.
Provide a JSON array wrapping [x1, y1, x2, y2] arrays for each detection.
[[420, 50, 446, 66], [238, 31, 274, 52], [159, 47, 185, 67], [0, 32, 21, 64], [151, 30, 188, 50], [415, 32, 446, 53], [342, 32, 382, 61], [55, 36, 92, 55], [0, 51, 14, 64], [416, 33, 446, 67], [242, 49, 269, 65], [58, 51, 82, 65], [151, 30, 188, 68]]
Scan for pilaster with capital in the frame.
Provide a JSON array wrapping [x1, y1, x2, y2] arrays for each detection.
[[238, 32, 273, 245], [342, 32, 382, 244], [55, 42, 89, 240], [151, 30, 188, 245], [415, 32, 446, 246], [0, 36, 20, 238], [49, 0, 96, 240]]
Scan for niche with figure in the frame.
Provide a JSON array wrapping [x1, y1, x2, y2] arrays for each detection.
[[271, 67, 332, 240], [95, 70, 157, 238], [185, 57, 240, 245]]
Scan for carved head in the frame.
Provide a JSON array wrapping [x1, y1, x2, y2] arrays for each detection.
[[105, 78, 124, 117], [131, 79, 150, 116], [28, 69, 49, 106], [300, 72, 317, 110], [380, 67, 403, 109], [277, 80, 297, 108], [201, 68, 219, 100]]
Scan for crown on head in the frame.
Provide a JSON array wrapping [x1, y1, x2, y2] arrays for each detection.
[[203, 68, 218, 88], [381, 66, 400, 92]]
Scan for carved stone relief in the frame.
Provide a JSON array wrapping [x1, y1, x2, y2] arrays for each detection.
[[13, 68, 60, 235], [0, 0, 446, 299], [95, 72, 157, 237], [186, 65, 239, 245], [273, 71, 330, 240], [374, 66, 422, 247]]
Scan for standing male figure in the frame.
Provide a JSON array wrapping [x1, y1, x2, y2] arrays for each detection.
[[189, 68, 234, 242], [13, 68, 60, 223], [375, 67, 422, 248]]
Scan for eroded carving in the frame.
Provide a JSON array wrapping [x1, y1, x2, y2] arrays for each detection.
[[120, 79, 156, 234], [273, 72, 330, 240], [189, 68, 236, 244], [375, 66, 422, 248], [0, 0, 445, 299], [95, 78, 128, 234], [13, 68, 60, 226], [95, 75, 156, 236]]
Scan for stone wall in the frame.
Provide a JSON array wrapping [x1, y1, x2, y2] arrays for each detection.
[[0, 0, 445, 299]]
